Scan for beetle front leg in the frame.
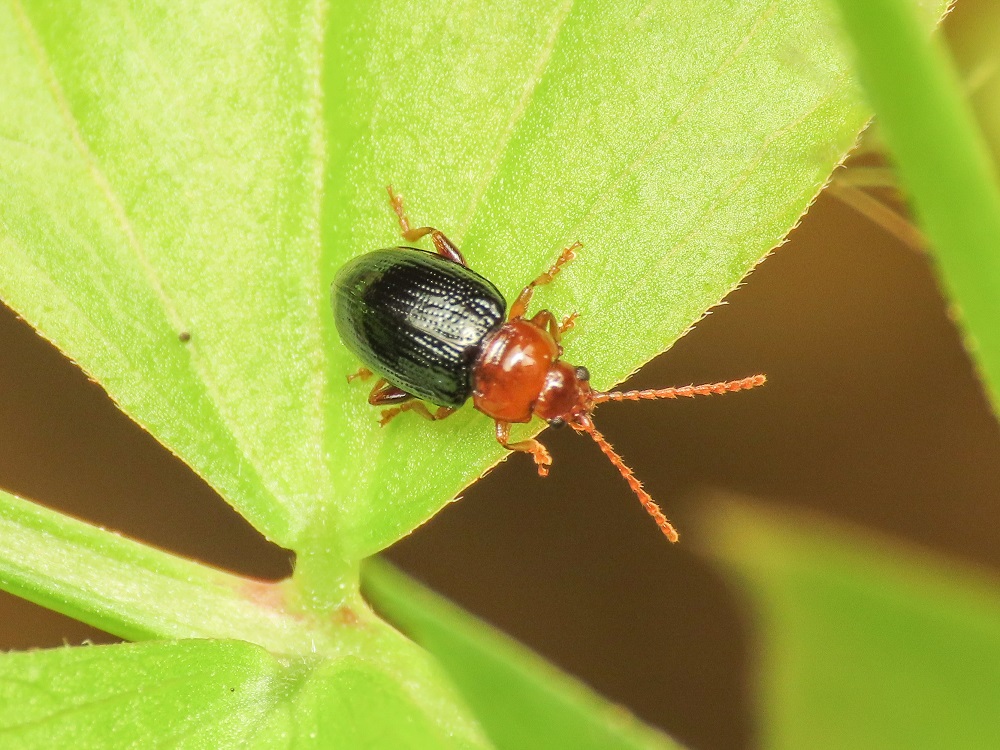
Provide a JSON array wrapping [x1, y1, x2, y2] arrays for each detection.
[[530, 310, 558, 339], [495, 421, 552, 477], [528, 310, 580, 345], [508, 241, 581, 320], [387, 185, 467, 266], [559, 312, 579, 336]]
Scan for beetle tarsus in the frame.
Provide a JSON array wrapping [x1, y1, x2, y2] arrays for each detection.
[[513, 439, 553, 477], [495, 421, 553, 476], [387, 185, 412, 235], [347, 367, 373, 384]]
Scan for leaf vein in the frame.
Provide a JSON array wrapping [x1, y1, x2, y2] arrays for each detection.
[[456, 0, 577, 237], [9, 0, 283, 521]]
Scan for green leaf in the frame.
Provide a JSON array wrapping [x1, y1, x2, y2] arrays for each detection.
[[0, 0, 327, 552], [0, 639, 489, 749], [704, 500, 1000, 749], [0, 486, 317, 648], [318, 0, 933, 565], [0, 0, 945, 593], [0, 487, 491, 747], [363, 561, 681, 750], [0, 0, 957, 745], [825, 0, 1000, 416]]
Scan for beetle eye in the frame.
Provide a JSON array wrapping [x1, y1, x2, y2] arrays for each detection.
[[575, 366, 590, 382], [549, 417, 566, 429]]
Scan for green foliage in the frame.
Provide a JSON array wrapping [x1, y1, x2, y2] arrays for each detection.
[[0, 640, 488, 749], [826, 0, 1000, 415], [0, 0, 884, 590], [0, 0, 950, 746], [706, 500, 1000, 749], [319, 0, 882, 568], [0, 0, 323, 553], [0, 488, 491, 747]]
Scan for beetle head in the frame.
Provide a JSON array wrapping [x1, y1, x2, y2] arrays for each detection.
[[534, 362, 594, 426]]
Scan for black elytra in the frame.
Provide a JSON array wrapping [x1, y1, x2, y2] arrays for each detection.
[[333, 247, 507, 407]]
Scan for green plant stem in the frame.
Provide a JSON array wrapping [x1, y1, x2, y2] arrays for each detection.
[[0, 489, 335, 654], [289, 542, 358, 614], [829, 0, 1000, 413]]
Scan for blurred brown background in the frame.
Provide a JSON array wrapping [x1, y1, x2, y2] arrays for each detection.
[[2, 4, 999, 749]]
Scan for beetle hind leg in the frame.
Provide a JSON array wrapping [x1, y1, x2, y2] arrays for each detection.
[[368, 379, 409, 405], [495, 421, 552, 477], [367, 381, 456, 426], [386, 185, 467, 266], [380, 401, 457, 427]]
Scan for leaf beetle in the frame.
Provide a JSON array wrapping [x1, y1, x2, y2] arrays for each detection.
[[332, 187, 766, 541]]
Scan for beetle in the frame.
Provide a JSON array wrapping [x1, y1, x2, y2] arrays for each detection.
[[331, 187, 766, 541]]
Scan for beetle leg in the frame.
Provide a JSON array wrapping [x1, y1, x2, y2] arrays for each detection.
[[368, 381, 457, 426], [425, 231, 467, 266], [527, 310, 580, 353], [347, 367, 374, 383], [401, 226, 468, 267], [368, 380, 412, 406], [423, 404, 458, 421], [507, 241, 582, 320], [529, 310, 562, 342], [495, 421, 552, 477], [367, 381, 414, 426], [380, 401, 457, 427], [387, 185, 467, 266], [378, 407, 407, 427]]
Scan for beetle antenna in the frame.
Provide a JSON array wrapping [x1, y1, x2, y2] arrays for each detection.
[[592, 374, 766, 404], [572, 418, 679, 542]]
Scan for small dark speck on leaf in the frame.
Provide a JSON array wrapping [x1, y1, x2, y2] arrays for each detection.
[[178, 331, 191, 343]]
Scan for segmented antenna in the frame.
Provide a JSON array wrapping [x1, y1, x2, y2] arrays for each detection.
[[572, 420, 679, 542], [578, 373, 767, 541], [591, 374, 766, 404]]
